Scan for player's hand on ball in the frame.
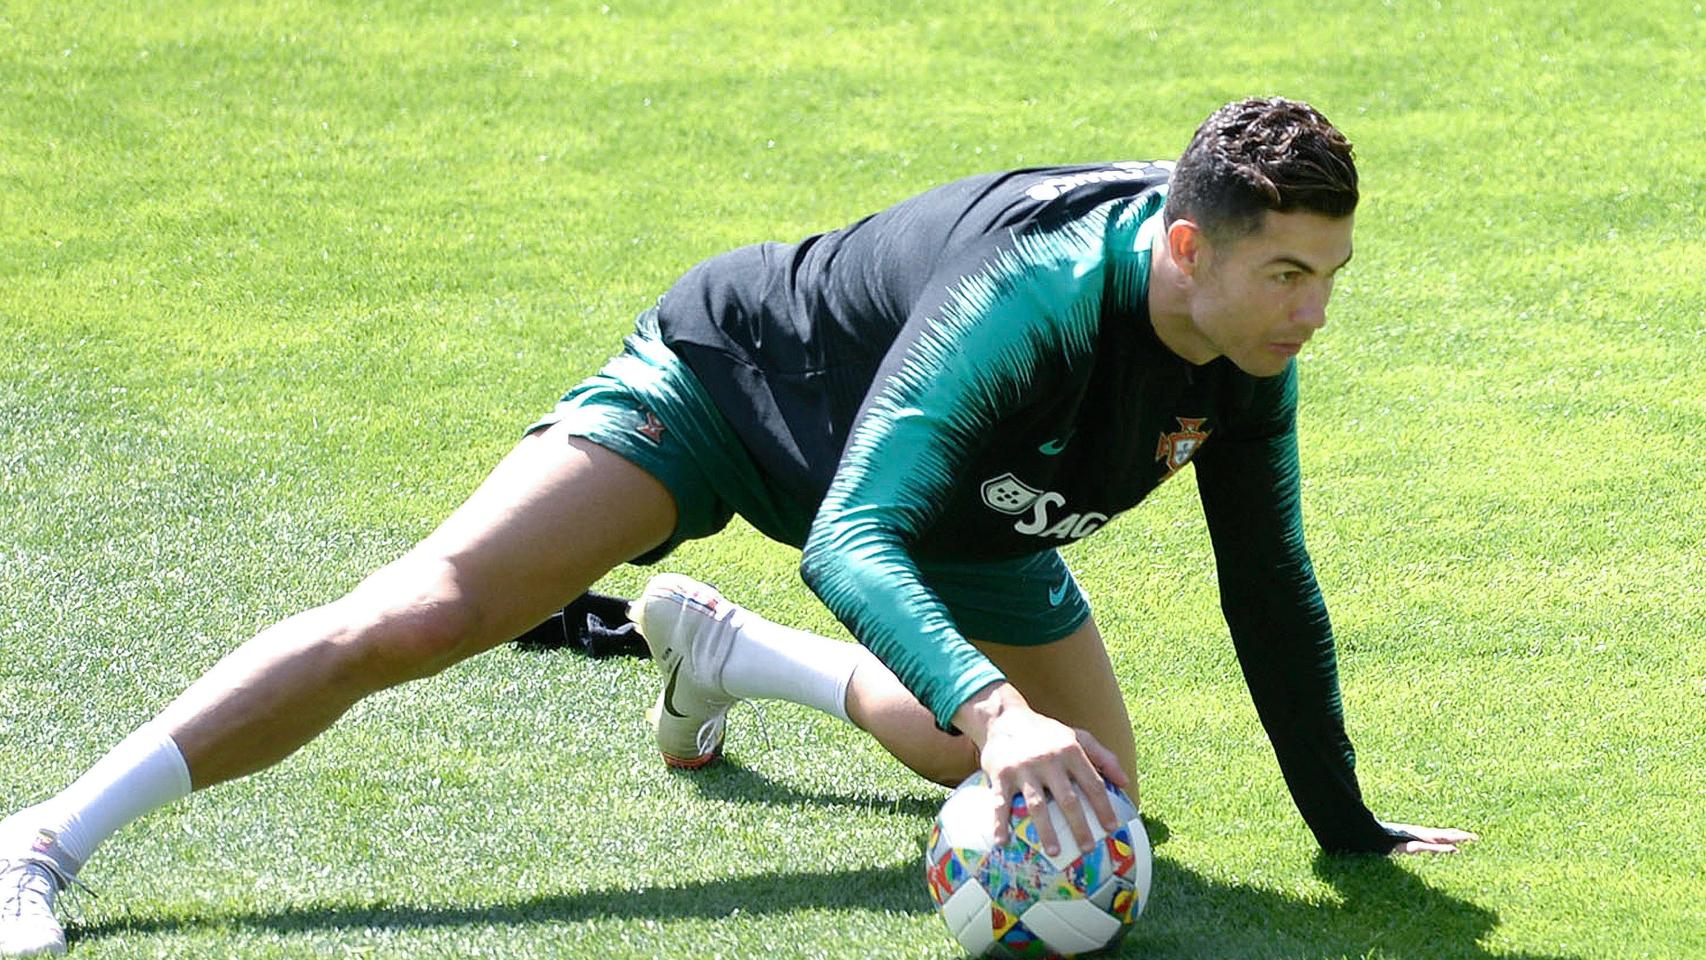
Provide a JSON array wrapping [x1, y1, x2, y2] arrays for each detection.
[[954, 682, 1129, 857], [1384, 822, 1479, 855]]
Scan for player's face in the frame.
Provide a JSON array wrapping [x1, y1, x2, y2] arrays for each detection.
[[1187, 210, 1355, 378]]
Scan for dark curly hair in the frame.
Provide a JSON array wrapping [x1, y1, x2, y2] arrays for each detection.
[[1164, 97, 1358, 241]]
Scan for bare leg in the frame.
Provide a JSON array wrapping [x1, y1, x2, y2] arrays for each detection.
[[845, 614, 1136, 797], [844, 659, 980, 786], [0, 426, 678, 957], [156, 426, 676, 788]]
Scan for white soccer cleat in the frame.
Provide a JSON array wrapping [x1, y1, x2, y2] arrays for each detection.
[[629, 574, 742, 769], [0, 824, 75, 958]]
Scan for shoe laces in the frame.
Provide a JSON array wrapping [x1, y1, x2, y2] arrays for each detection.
[[692, 700, 776, 758], [1, 858, 56, 924], [0, 855, 96, 907], [694, 713, 728, 759]]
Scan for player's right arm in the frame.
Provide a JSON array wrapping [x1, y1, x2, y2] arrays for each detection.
[[797, 222, 1121, 853], [1193, 365, 1424, 853]]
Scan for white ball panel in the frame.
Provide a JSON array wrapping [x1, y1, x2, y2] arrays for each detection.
[[1038, 799, 1095, 870], [1087, 876, 1119, 911], [942, 879, 996, 955], [1127, 817, 1154, 913], [1020, 899, 1123, 955], [938, 779, 1001, 851]]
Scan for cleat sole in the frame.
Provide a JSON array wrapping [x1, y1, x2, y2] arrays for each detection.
[[660, 748, 723, 770]]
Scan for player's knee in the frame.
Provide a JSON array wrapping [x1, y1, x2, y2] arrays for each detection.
[[916, 741, 980, 788], [334, 560, 487, 684]]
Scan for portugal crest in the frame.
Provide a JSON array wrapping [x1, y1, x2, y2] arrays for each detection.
[[1155, 417, 1211, 478], [635, 409, 667, 444]]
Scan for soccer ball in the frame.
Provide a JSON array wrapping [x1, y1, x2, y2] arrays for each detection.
[[924, 772, 1151, 958]]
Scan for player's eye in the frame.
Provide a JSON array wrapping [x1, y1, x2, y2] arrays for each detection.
[[1273, 271, 1300, 286]]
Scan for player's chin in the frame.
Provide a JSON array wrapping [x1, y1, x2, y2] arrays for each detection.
[[1228, 350, 1296, 378]]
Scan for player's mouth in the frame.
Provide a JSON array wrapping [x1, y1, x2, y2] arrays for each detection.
[[1268, 341, 1305, 357]]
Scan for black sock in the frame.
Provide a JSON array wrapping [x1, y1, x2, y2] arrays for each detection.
[[512, 591, 647, 658]]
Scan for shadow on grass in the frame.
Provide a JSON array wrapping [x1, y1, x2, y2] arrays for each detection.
[[74, 851, 1577, 960], [677, 755, 947, 820], [686, 759, 1179, 848], [70, 861, 926, 945], [1121, 853, 1581, 960]]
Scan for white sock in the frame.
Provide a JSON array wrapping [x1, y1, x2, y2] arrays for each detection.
[[26, 722, 192, 874], [720, 609, 873, 723]]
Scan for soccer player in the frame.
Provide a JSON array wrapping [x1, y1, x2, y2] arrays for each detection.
[[1, 97, 1473, 957]]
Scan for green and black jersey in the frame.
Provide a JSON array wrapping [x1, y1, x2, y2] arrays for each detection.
[[655, 162, 1401, 852]]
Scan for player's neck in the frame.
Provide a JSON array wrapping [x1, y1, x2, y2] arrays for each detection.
[[1146, 232, 1218, 365]]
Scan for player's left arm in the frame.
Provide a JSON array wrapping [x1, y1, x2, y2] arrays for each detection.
[[1192, 365, 1477, 856]]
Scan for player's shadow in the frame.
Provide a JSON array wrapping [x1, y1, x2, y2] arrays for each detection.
[[1123, 852, 1581, 960], [75, 849, 1579, 959], [673, 755, 947, 819], [69, 861, 927, 946]]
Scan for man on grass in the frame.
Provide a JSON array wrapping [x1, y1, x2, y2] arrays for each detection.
[[2, 97, 1472, 956]]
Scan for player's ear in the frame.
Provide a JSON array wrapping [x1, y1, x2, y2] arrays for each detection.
[[1167, 219, 1204, 277]]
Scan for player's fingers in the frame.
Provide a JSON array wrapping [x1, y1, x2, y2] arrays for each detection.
[[1418, 828, 1479, 844], [1043, 769, 1097, 854], [1075, 728, 1131, 791], [991, 767, 1042, 846], [1020, 780, 1062, 854], [1392, 840, 1462, 855], [984, 778, 1012, 845], [1386, 823, 1480, 845], [1070, 734, 1128, 829], [1074, 765, 1121, 835]]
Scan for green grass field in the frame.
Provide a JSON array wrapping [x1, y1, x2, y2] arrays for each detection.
[[3, 1, 1703, 957]]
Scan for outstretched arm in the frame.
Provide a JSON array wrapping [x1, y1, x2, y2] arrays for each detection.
[[1193, 369, 1475, 855]]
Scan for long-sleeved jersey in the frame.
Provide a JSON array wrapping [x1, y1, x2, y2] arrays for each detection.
[[654, 162, 1399, 852]]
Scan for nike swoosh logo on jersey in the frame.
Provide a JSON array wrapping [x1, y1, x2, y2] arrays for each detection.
[[1039, 435, 1071, 456], [662, 659, 688, 718], [1048, 575, 1073, 606]]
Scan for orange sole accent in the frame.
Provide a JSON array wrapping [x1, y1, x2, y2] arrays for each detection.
[[661, 748, 722, 770]]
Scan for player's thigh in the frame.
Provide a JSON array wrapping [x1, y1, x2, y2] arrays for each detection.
[[969, 615, 1138, 786], [354, 422, 676, 659]]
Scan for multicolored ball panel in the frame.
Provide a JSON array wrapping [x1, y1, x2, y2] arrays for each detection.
[[926, 771, 1152, 958], [1062, 841, 1106, 899], [991, 920, 1058, 960], [1111, 884, 1140, 924]]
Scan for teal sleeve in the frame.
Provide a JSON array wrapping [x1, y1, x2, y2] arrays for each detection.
[[1193, 366, 1404, 853], [800, 215, 1134, 731]]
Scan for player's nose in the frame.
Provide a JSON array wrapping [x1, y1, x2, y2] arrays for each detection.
[[1294, 292, 1329, 330]]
